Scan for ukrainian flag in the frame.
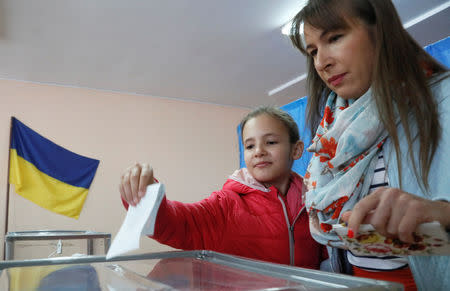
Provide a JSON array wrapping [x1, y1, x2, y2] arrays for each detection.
[[9, 117, 100, 219]]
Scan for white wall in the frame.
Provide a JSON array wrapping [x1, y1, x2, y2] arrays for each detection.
[[0, 79, 249, 259]]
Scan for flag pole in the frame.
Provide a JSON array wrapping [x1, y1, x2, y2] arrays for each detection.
[[3, 116, 13, 260]]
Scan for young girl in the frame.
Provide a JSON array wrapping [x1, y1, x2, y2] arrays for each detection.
[[119, 106, 328, 269], [289, 0, 449, 290]]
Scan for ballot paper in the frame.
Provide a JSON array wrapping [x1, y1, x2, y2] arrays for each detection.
[[333, 221, 450, 256], [106, 183, 166, 259]]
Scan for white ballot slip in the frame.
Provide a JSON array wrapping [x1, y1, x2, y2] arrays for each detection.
[[106, 183, 166, 259]]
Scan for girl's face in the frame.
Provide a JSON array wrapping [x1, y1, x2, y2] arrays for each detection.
[[304, 20, 376, 100], [242, 114, 302, 190]]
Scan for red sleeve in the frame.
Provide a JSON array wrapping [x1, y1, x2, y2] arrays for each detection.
[[151, 191, 231, 251], [119, 180, 232, 251]]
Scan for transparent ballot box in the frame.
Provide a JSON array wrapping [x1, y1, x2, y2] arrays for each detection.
[[5, 231, 111, 260], [0, 250, 403, 290]]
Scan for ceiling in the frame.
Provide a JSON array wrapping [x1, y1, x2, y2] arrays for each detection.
[[0, 0, 449, 108]]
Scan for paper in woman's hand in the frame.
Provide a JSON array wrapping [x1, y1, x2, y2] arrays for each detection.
[[106, 183, 166, 259], [332, 221, 450, 256]]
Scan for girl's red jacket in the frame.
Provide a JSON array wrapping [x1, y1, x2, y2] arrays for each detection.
[[122, 169, 328, 269]]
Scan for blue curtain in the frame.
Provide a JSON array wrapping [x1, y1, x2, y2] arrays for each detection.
[[238, 36, 450, 176], [425, 36, 449, 68]]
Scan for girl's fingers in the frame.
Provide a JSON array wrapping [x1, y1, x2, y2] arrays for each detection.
[[119, 162, 156, 206], [138, 163, 154, 197], [120, 169, 134, 205], [130, 164, 142, 204]]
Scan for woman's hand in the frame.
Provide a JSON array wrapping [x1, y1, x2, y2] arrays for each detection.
[[341, 187, 450, 243], [119, 162, 155, 206]]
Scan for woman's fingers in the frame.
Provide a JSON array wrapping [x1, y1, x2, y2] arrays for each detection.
[[346, 190, 382, 237], [386, 192, 415, 241], [396, 198, 442, 243], [341, 211, 351, 223], [341, 211, 374, 226], [345, 188, 449, 243], [365, 188, 395, 237]]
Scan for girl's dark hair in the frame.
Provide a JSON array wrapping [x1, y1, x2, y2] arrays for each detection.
[[240, 106, 300, 144], [289, 0, 447, 190]]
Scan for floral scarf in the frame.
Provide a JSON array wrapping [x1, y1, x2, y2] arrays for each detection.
[[304, 88, 388, 247]]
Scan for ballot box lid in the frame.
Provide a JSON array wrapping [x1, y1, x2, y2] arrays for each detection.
[[5, 230, 111, 241], [0, 250, 402, 290]]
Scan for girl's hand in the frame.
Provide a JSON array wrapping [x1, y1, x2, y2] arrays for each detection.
[[341, 187, 450, 243], [119, 162, 155, 206]]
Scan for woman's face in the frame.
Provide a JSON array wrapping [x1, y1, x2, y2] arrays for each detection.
[[303, 20, 376, 100]]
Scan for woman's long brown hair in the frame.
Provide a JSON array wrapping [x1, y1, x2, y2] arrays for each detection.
[[290, 0, 447, 191]]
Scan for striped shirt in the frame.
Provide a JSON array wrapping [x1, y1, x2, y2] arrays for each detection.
[[346, 152, 409, 271]]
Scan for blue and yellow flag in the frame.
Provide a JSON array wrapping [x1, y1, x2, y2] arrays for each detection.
[[9, 117, 100, 219]]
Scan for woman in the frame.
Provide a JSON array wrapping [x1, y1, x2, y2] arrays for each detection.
[[289, 0, 449, 290]]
